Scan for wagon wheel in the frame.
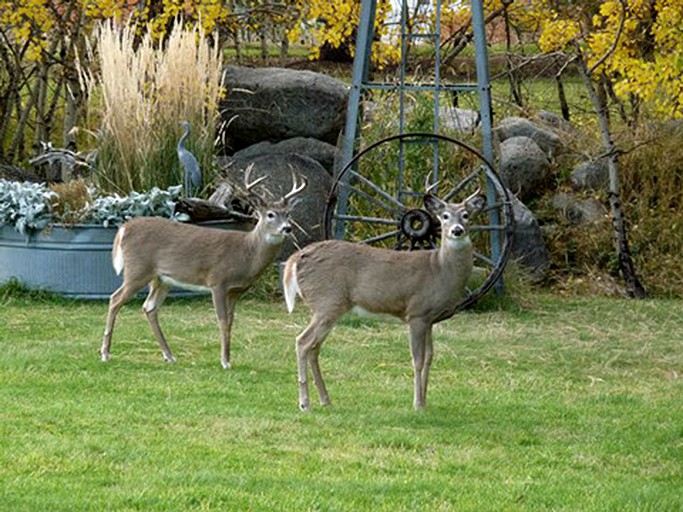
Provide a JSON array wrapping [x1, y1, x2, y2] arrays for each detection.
[[324, 132, 514, 309]]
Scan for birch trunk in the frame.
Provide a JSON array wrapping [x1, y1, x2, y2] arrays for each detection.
[[578, 62, 647, 298]]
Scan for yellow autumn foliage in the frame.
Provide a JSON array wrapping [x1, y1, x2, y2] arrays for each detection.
[[532, 0, 683, 119], [288, 0, 400, 69]]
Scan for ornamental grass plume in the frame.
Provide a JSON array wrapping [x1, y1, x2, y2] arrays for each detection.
[[80, 18, 223, 195]]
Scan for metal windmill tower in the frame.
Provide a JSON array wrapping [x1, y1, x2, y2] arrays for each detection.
[[325, 0, 513, 303]]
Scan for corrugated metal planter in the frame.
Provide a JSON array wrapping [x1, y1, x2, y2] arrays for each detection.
[[0, 220, 250, 299]]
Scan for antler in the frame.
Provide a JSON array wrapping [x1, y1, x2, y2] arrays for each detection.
[[467, 187, 483, 200], [284, 172, 307, 203], [424, 174, 440, 195], [244, 164, 268, 191]]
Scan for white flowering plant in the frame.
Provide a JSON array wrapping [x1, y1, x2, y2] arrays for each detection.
[[0, 179, 189, 236]]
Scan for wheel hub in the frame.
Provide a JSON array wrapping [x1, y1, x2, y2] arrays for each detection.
[[400, 208, 438, 248]]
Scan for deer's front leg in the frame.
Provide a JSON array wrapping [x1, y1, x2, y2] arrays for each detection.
[[409, 318, 430, 410], [212, 288, 236, 370]]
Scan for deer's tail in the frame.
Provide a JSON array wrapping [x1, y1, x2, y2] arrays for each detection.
[[112, 226, 125, 276], [283, 258, 300, 314]]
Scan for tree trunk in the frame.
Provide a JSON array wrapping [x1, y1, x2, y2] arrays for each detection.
[[555, 74, 570, 121], [279, 33, 289, 67], [260, 26, 268, 64], [578, 64, 647, 298]]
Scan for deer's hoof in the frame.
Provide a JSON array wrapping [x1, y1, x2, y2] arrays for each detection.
[[100, 352, 110, 362], [299, 401, 310, 412], [222, 361, 231, 371], [164, 355, 177, 363]]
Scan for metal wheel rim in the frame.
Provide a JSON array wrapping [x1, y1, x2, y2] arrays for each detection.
[[325, 132, 514, 309]]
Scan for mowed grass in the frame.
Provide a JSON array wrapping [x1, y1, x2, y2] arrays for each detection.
[[0, 291, 681, 511]]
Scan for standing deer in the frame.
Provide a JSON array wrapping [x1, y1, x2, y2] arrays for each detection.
[[283, 188, 486, 411], [100, 169, 306, 369]]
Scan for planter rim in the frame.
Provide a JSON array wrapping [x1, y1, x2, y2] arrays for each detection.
[[1, 217, 251, 235]]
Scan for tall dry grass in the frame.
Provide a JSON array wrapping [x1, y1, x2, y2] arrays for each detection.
[[81, 19, 223, 194]]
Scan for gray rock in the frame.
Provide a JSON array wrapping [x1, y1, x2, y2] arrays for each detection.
[[232, 137, 339, 175], [220, 66, 348, 152], [534, 110, 576, 133], [509, 195, 550, 279], [570, 158, 609, 191], [495, 116, 563, 156], [499, 136, 551, 201], [551, 193, 607, 225], [441, 106, 480, 132], [221, 153, 333, 259]]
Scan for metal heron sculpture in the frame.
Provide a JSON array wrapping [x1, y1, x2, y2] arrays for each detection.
[[177, 121, 202, 197]]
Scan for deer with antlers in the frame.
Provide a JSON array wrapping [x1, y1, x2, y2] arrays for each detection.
[[100, 168, 307, 369], [283, 185, 486, 411]]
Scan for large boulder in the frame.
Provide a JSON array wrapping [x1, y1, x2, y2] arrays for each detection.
[[499, 136, 551, 201], [231, 137, 339, 176], [495, 116, 563, 156], [219, 153, 333, 259], [220, 66, 348, 152]]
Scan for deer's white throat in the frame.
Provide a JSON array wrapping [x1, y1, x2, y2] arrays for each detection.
[[266, 233, 286, 244], [444, 235, 472, 251]]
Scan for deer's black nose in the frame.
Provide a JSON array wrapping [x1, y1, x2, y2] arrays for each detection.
[[451, 225, 465, 237]]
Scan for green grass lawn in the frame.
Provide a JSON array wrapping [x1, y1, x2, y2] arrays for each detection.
[[0, 291, 681, 511]]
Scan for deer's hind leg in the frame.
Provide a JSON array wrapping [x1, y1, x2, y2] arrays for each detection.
[[296, 311, 339, 411], [101, 278, 147, 361], [421, 325, 434, 408], [143, 277, 173, 362]]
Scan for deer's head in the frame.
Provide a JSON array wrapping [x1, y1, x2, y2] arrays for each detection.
[[243, 166, 307, 245], [423, 190, 486, 249]]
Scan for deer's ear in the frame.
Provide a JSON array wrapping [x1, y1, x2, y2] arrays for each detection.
[[465, 193, 486, 215], [424, 193, 446, 215]]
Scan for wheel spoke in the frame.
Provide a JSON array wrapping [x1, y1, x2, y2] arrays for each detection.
[[333, 214, 400, 226], [349, 170, 406, 211], [338, 180, 404, 216], [360, 229, 402, 245], [442, 168, 483, 201], [474, 251, 494, 266]]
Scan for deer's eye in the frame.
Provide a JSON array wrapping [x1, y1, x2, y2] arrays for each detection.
[[266, 211, 276, 220], [441, 212, 450, 221], [461, 211, 469, 220]]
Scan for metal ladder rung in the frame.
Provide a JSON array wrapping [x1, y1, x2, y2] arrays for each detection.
[[361, 82, 479, 93], [404, 33, 439, 40]]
